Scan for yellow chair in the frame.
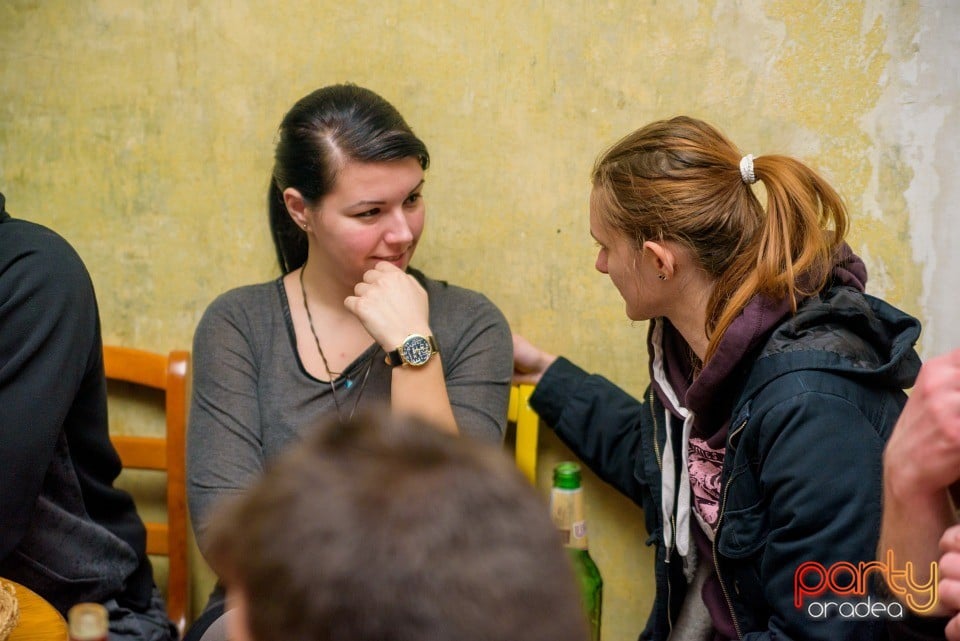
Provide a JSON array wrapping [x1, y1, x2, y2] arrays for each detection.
[[103, 345, 191, 637], [508, 384, 539, 484]]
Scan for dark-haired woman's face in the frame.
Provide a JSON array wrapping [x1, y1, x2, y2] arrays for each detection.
[[305, 157, 425, 285]]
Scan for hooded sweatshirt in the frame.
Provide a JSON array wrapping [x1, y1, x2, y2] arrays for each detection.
[[530, 244, 920, 640]]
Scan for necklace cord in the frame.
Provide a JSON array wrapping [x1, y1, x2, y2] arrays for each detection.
[[299, 265, 374, 422]]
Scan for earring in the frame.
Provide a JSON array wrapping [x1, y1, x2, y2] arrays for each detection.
[[657, 273, 666, 281], [302, 223, 309, 230]]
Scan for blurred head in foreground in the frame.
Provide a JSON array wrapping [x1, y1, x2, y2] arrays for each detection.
[[204, 411, 589, 641]]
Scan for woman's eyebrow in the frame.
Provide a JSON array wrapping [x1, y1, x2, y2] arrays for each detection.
[[347, 180, 426, 208]]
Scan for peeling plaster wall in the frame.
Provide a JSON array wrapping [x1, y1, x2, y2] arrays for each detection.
[[876, 2, 960, 358], [2, 2, 956, 640]]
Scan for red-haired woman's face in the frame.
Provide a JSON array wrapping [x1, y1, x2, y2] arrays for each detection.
[[589, 189, 665, 321]]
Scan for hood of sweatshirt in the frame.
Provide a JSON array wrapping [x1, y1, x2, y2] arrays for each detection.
[[646, 244, 920, 574], [649, 243, 871, 443]]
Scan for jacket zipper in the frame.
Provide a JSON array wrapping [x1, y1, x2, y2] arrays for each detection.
[[712, 418, 748, 640], [648, 387, 662, 468], [648, 387, 675, 636]]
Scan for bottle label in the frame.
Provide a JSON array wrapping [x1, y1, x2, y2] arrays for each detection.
[[550, 488, 588, 550], [572, 519, 587, 540]]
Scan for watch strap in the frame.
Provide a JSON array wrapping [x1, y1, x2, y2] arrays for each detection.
[[385, 348, 404, 367]]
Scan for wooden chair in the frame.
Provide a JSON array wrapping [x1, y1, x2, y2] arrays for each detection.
[[507, 383, 540, 484], [103, 345, 191, 636]]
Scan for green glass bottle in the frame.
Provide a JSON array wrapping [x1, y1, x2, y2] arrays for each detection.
[[551, 462, 603, 641]]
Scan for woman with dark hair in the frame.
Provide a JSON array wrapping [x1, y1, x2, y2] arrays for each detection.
[[185, 84, 512, 641], [513, 116, 921, 640]]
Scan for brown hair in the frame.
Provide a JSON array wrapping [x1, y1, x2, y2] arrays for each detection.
[[205, 412, 589, 641], [591, 116, 847, 361]]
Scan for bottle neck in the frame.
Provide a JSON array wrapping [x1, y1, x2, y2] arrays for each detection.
[[550, 486, 588, 550], [68, 603, 108, 641]]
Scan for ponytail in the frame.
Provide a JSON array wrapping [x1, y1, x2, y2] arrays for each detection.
[[705, 155, 847, 360]]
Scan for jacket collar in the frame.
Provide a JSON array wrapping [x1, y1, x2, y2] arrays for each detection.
[[648, 243, 870, 442]]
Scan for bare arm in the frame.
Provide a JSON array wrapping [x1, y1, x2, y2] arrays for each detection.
[[879, 348, 960, 620], [345, 262, 457, 433]]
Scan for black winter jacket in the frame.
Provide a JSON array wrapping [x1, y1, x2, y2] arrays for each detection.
[[531, 285, 921, 640]]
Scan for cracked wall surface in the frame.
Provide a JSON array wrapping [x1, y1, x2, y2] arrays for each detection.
[[2, 2, 956, 639]]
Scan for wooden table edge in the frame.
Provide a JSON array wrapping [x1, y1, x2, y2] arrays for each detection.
[[1, 579, 68, 641]]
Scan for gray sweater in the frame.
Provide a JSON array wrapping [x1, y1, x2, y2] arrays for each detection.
[[187, 269, 513, 546]]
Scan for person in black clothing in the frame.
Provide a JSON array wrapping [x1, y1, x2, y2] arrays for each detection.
[[0, 192, 175, 640]]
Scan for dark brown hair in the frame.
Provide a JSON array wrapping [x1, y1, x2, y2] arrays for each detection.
[[269, 84, 430, 273]]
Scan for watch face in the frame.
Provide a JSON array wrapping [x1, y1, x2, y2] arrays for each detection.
[[401, 335, 433, 366]]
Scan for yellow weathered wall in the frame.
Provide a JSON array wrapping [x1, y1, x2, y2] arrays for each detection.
[[3, 2, 952, 640]]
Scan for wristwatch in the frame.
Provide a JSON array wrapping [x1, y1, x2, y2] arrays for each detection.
[[385, 334, 440, 367]]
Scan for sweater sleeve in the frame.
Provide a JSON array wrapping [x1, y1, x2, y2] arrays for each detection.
[[186, 294, 266, 553], [431, 285, 513, 443], [0, 224, 100, 559]]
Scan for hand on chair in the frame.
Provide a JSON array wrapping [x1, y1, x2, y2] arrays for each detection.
[[512, 334, 557, 386]]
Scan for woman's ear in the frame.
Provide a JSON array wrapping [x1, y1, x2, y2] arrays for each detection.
[[282, 187, 310, 231], [642, 240, 677, 279]]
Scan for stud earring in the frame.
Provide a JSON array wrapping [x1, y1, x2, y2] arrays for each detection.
[[657, 273, 666, 281]]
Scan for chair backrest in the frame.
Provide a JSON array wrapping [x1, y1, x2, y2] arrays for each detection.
[[103, 345, 190, 637], [507, 384, 539, 484]]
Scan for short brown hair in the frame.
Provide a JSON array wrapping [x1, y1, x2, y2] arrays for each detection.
[[205, 412, 589, 641]]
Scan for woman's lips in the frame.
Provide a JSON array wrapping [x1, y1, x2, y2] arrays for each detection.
[[373, 253, 407, 267]]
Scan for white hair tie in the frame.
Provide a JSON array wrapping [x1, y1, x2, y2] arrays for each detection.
[[740, 154, 757, 185], [739, 154, 757, 184]]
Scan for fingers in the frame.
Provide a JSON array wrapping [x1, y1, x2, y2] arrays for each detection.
[[884, 347, 960, 497], [937, 528, 960, 619], [941, 525, 960, 554], [947, 613, 960, 641], [345, 263, 430, 349], [511, 333, 558, 385], [364, 261, 403, 280], [512, 371, 541, 386]]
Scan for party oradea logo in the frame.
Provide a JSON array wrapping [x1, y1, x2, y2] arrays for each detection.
[[794, 551, 938, 620]]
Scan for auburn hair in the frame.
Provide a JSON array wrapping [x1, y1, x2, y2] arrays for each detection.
[[591, 116, 847, 361]]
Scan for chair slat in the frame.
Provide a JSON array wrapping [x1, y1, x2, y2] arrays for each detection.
[[112, 435, 167, 470], [104, 345, 191, 637], [145, 523, 170, 556]]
